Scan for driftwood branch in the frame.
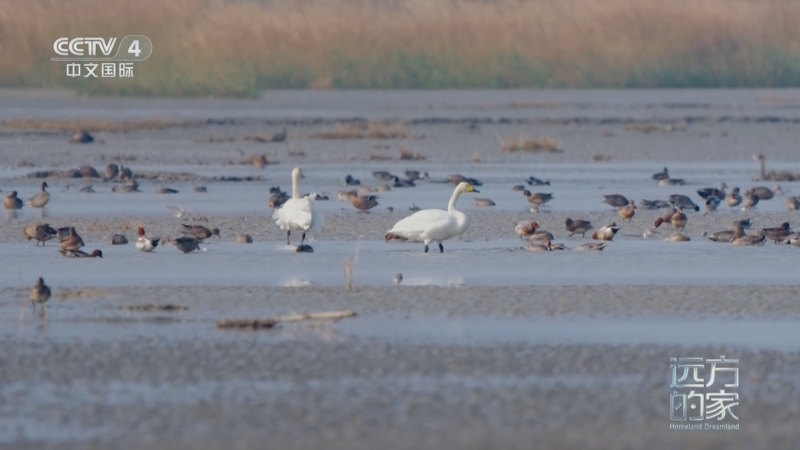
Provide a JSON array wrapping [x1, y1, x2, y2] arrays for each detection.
[[216, 310, 357, 330]]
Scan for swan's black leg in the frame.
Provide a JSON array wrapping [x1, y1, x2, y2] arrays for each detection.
[[286, 230, 291, 245], [301, 232, 306, 245], [439, 243, 444, 253], [424, 245, 429, 253]]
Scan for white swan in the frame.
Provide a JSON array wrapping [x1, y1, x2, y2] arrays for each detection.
[[384, 182, 478, 253], [272, 167, 322, 246]]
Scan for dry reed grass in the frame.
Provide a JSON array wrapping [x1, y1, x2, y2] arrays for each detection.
[[5, 0, 799, 96], [498, 133, 563, 153], [310, 123, 364, 140], [398, 148, 425, 160], [310, 122, 407, 140]]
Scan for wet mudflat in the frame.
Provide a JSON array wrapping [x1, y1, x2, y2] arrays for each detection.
[[2, 89, 800, 449]]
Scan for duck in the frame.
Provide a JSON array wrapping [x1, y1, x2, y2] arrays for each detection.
[[447, 174, 482, 186], [726, 187, 742, 209], [345, 175, 361, 186], [59, 249, 103, 258], [703, 197, 720, 216], [337, 190, 357, 202], [384, 182, 478, 253], [741, 195, 759, 211], [659, 178, 685, 186], [702, 229, 736, 243], [602, 194, 629, 209], [28, 182, 50, 208], [525, 176, 550, 186], [168, 236, 200, 253], [135, 226, 160, 252], [747, 185, 781, 200], [24, 223, 57, 246], [349, 194, 380, 213], [784, 233, 800, 247], [511, 185, 526, 192], [372, 171, 395, 181], [194, 186, 208, 193], [181, 224, 220, 241], [652, 207, 677, 230], [112, 179, 139, 193], [515, 221, 540, 239], [618, 199, 636, 222], [271, 126, 287, 143], [235, 234, 253, 244], [666, 232, 691, 242], [119, 166, 133, 180], [79, 165, 99, 178], [29, 277, 51, 312], [4, 191, 23, 209], [638, 199, 671, 210], [592, 223, 620, 241], [524, 191, 553, 207], [525, 240, 554, 252], [670, 206, 688, 230], [405, 170, 429, 181], [59, 227, 85, 251], [565, 218, 593, 237], [269, 189, 290, 208], [697, 182, 727, 200], [667, 194, 700, 212], [762, 222, 792, 244], [79, 185, 95, 193], [392, 176, 415, 188], [102, 163, 119, 181], [574, 242, 607, 251], [473, 198, 496, 207], [731, 227, 766, 246], [652, 167, 669, 181], [733, 218, 752, 229], [154, 187, 179, 194], [67, 130, 94, 144], [786, 196, 800, 211], [107, 234, 128, 245], [272, 167, 322, 247]]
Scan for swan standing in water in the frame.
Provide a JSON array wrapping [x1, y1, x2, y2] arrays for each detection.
[[384, 182, 478, 253], [272, 167, 322, 248]]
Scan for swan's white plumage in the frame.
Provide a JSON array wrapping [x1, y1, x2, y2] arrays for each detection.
[[385, 182, 477, 250], [272, 167, 322, 235]]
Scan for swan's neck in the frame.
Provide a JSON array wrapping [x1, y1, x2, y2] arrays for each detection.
[[291, 173, 300, 199], [447, 189, 463, 213]]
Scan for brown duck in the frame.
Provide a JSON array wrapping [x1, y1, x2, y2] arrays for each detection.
[[181, 224, 220, 240], [25, 223, 58, 246], [59, 249, 103, 258], [59, 227, 85, 251], [565, 218, 593, 237], [618, 199, 636, 222], [349, 194, 380, 213], [4, 191, 23, 209]]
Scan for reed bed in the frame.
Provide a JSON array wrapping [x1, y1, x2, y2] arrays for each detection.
[[3, 0, 800, 96]]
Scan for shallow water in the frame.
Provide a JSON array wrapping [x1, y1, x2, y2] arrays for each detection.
[[1, 236, 797, 289], [340, 316, 800, 351]]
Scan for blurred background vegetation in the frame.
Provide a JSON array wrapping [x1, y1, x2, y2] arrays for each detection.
[[2, 0, 800, 96]]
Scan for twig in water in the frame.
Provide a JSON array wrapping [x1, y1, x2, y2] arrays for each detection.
[[216, 311, 357, 329]]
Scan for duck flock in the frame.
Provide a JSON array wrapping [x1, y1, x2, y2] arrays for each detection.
[[8, 160, 800, 315]]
